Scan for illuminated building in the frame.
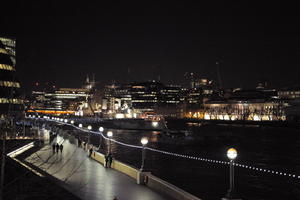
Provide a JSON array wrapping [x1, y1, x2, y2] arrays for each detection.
[[102, 81, 186, 117], [201, 90, 286, 121], [102, 84, 132, 114], [278, 86, 300, 121], [0, 36, 23, 119], [131, 81, 163, 112], [0, 36, 16, 66], [278, 88, 300, 100], [29, 87, 92, 116], [160, 85, 182, 106]]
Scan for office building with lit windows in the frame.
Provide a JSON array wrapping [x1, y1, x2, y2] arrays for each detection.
[[0, 36, 23, 119]]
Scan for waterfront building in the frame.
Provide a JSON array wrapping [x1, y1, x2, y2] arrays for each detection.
[[0, 37, 23, 119], [130, 81, 163, 112], [28, 88, 91, 115], [102, 83, 132, 115], [277, 86, 300, 121], [278, 87, 300, 100], [201, 89, 286, 121], [102, 81, 187, 117], [28, 76, 99, 116]]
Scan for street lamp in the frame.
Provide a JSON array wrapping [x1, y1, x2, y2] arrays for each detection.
[[140, 137, 148, 171], [99, 127, 104, 132], [79, 123, 82, 128], [70, 120, 74, 124], [87, 125, 92, 144], [224, 148, 238, 200], [152, 121, 158, 127], [64, 119, 68, 123], [107, 131, 113, 154]]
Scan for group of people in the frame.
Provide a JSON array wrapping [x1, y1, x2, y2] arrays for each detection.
[[52, 143, 63, 154]]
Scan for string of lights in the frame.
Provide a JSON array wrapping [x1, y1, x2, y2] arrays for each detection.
[[31, 117, 300, 180]]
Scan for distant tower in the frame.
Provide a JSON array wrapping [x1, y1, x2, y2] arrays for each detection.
[[83, 74, 96, 90], [216, 61, 223, 88], [86, 74, 90, 83]]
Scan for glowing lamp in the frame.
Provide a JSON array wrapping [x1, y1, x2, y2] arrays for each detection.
[[87, 125, 92, 130], [79, 124, 82, 128], [227, 148, 238, 160], [70, 120, 74, 124], [141, 137, 149, 146], [99, 127, 104, 132], [64, 119, 68, 123], [107, 131, 113, 137], [152, 121, 158, 127]]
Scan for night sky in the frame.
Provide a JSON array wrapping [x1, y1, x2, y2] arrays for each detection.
[[1, 1, 300, 92]]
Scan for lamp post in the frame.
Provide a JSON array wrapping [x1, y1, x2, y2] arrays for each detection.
[[87, 125, 92, 144], [224, 148, 238, 200], [98, 127, 104, 149], [99, 127, 104, 132], [107, 131, 113, 154], [140, 137, 148, 171]]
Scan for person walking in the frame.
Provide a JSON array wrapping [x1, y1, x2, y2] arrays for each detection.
[[107, 153, 113, 168], [59, 144, 64, 153], [105, 154, 109, 168], [56, 143, 59, 153], [52, 143, 56, 154], [89, 147, 93, 157]]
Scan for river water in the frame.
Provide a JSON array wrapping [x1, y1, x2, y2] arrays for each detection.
[[61, 121, 300, 200]]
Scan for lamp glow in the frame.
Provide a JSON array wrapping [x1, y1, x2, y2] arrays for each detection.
[[87, 125, 92, 130], [152, 121, 158, 127], [64, 119, 68, 123], [99, 127, 104, 132], [227, 148, 237, 160], [70, 120, 74, 124], [107, 131, 113, 137], [79, 124, 82, 128], [141, 137, 149, 146]]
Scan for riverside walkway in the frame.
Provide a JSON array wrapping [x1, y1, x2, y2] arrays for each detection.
[[25, 134, 175, 200]]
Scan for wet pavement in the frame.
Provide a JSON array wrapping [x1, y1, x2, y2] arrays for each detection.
[[25, 135, 175, 200]]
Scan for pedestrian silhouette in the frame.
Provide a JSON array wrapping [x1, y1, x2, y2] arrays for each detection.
[[52, 143, 56, 154], [59, 144, 64, 153], [107, 153, 113, 168], [105, 154, 109, 168], [56, 143, 59, 153], [89, 147, 93, 157]]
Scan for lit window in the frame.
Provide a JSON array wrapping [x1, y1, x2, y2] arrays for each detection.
[[0, 64, 15, 71], [0, 81, 20, 88], [0, 48, 8, 54]]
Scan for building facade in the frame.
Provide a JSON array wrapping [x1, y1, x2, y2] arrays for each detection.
[[0, 37, 23, 119]]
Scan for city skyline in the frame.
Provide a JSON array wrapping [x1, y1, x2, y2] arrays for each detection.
[[1, 1, 299, 91]]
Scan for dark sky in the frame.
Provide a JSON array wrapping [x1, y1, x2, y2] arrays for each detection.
[[1, 1, 300, 92]]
